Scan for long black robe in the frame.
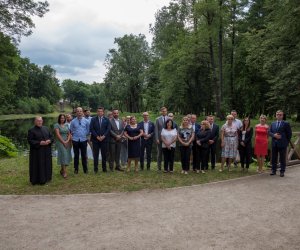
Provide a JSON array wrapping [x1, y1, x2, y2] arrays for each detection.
[[27, 126, 53, 185]]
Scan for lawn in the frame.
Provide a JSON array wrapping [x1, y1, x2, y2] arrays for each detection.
[[0, 156, 261, 195]]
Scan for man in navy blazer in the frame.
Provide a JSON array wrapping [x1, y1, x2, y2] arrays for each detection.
[[139, 112, 155, 170], [269, 110, 292, 177], [207, 115, 219, 170], [90, 107, 111, 173], [191, 114, 200, 171]]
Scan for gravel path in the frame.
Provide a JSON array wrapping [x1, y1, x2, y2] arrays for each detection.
[[1, 166, 300, 250]]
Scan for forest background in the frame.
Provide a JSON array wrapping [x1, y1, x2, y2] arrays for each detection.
[[0, 0, 299, 120]]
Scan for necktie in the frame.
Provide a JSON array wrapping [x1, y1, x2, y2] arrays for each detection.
[[99, 117, 102, 130], [276, 121, 281, 130], [163, 116, 165, 125]]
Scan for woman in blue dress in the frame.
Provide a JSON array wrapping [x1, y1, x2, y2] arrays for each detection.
[[124, 116, 143, 172], [54, 114, 72, 178]]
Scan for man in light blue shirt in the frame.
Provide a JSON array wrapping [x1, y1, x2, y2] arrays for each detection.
[[70, 107, 90, 174]]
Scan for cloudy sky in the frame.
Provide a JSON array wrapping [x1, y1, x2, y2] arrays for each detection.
[[19, 0, 170, 83]]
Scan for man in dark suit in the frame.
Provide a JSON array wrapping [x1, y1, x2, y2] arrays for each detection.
[[90, 107, 111, 173], [139, 112, 155, 170], [269, 110, 292, 177], [155, 107, 169, 171], [191, 114, 200, 172], [207, 115, 219, 170], [109, 109, 125, 171]]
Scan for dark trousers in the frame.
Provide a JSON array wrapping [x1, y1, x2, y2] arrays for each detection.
[[208, 143, 217, 169], [72, 140, 88, 172], [180, 146, 191, 171], [92, 141, 107, 172], [162, 147, 175, 171], [192, 141, 198, 171], [239, 145, 252, 168], [140, 140, 153, 170], [157, 142, 163, 170], [196, 146, 209, 171], [109, 141, 121, 169], [271, 146, 287, 173]]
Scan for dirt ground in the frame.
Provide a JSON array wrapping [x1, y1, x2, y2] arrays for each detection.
[[1, 166, 300, 250]]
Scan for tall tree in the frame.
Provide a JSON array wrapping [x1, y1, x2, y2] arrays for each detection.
[[0, 32, 19, 113], [104, 34, 151, 112]]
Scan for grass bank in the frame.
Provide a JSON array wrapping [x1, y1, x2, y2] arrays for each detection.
[[0, 156, 260, 195]]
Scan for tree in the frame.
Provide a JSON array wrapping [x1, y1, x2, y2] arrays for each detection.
[[0, 32, 19, 113], [104, 34, 151, 112], [62, 79, 90, 107], [0, 0, 49, 42]]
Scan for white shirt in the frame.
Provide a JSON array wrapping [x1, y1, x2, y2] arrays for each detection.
[[161, 128, 177, 148], [114, 118, 120, 130], [143, 121, 149, 134], [233, 119, 242, 129]]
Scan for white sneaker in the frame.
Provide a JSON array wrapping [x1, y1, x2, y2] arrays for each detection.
[[201, 170, 206, 174]]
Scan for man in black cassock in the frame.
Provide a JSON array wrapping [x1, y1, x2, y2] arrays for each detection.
[[27, 117, 53, 185]]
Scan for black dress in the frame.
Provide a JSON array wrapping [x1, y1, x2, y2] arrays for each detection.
[[125, 125, 141, 158], [27, 126, 53, 185]]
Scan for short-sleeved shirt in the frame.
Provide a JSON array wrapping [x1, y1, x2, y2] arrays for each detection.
[[161, 128, 177, 148], [178, 127, 194, 146], [70, 117, 90, 142]]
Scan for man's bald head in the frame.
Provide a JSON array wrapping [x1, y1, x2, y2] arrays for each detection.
[[34, 117, 43, 127]]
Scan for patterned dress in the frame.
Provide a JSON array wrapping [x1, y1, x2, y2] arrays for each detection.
[[254, 125, 269, 156], [221, 123, 238, 158], [54, 123, 72, 165]]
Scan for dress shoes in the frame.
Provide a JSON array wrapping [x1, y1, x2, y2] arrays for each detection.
[[280, 172, 284, 177], [74, 169, 78, 174], [115, 167, 124, 172], [270, 172, 276, 176], [94, 169, 98, 174]]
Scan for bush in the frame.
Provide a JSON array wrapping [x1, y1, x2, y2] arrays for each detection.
[[16, 97, 53, 114], [0, 135, 18, 158], [38, 97, 53, 114]]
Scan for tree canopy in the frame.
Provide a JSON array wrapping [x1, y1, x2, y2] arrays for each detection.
[[0, 0, 49, 42]]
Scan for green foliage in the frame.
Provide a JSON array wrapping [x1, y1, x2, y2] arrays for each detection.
[[0, 32, 20, 114], [104, 34, 151, 112], [0, 135, 18, 158], [16, 97, 53, 114], [0, 0, 49, 42]]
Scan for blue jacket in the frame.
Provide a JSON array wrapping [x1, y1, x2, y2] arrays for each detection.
[[269, 120, 292, 148], [138, 121, 155, 143], [90, 116, 111, 143]]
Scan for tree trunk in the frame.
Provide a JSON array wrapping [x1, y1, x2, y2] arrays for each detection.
[[218, 0, 223, 103], [230, 1, 237, 109], [209, 36, 221, 118]]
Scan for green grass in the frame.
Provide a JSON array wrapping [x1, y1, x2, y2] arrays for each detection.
[[0, 156, 261, 195]]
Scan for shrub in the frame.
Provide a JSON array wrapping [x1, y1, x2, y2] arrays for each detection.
[[0, 135, 18, 158], [38, 97, 53, 114]]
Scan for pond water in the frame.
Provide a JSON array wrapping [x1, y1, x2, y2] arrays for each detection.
[[0, 117, 188, 161]]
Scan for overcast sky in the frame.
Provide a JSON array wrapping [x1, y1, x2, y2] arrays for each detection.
[[19, 0, 170, 83]]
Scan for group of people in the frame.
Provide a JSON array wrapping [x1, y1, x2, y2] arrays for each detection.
[[27, 107, 292, 185]]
